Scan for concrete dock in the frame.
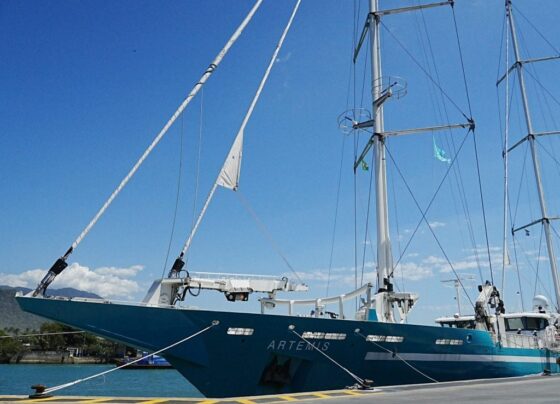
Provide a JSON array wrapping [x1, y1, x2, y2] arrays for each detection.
[[1, 374, 558, 404]]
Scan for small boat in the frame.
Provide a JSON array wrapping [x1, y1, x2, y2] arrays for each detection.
[[115, 353, 173, 369]]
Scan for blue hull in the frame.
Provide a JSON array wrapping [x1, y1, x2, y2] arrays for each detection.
[[16, 296, 560, 398]]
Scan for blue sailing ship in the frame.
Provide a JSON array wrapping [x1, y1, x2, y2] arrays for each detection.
[[17, 0, 560, 398]]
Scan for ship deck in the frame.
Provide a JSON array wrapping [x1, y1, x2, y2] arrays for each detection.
[[1, 374, 558, 404]]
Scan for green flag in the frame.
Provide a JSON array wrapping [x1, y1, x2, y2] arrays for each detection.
[[433, 137, 451, 164]]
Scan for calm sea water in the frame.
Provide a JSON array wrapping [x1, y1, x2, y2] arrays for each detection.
[[0, 364, 202, 397]]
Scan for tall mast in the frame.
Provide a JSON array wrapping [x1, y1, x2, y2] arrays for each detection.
[[369, 0, 393, 293], [353, 0, 468, 322], [506, 0, 560, 310]]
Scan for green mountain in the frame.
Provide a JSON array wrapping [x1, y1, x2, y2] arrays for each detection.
[[0, 286, 102, 332]]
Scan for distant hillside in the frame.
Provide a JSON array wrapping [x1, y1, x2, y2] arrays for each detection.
[[0, 286, 102, 331]]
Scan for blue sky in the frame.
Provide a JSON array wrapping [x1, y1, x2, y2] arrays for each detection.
[[2, 0, 560, 324]]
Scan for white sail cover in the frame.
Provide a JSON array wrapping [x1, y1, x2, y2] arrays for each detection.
[[217, 130, 244, 190]]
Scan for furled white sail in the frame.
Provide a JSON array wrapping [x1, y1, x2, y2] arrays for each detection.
[[177, 0, 302, 258], [217, 130, 244, 190]]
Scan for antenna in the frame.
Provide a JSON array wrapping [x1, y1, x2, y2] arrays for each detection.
[[441, 275, 475, 315]]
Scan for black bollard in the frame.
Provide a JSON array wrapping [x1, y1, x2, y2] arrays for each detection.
[[29, 384, 52, 399]]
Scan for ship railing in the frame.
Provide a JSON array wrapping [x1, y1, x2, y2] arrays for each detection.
[[47, 295, 194, 310], [504, 333, 539, 349], [187, 271, 284, 281], [259, 283, 373, 319]]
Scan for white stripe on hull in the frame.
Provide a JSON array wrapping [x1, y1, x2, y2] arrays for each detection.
[[364, 352, 548, 363]]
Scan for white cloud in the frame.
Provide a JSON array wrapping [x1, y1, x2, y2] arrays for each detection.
[[295, 258, 434, 285], [287, 246, 523, 289], [429, 221, 446, 228], [438, 258, 481, 273], [0, 269, 45, 288], [465, 246, 501, 254], [0, 263, 143, 299], [95, 265, 143, 278], [394, 261, 434, 281], [421, 304, 458, 312], [292, 262, 375, 286]]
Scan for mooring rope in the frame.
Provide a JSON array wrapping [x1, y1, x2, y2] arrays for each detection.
[[40, 321, 219, 395], [354, 329, 438, 383], [290, 326, 370, 388]]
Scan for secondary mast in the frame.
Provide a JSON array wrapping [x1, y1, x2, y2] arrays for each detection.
[[505, 0, 560, 310]]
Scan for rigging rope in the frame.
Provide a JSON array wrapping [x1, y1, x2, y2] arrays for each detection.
[[41, 321, 219, 395], [511, 3, 560, 55], [472, 131, 495, 285], [187, 88, 206, 267], [174, 0, 302, 264], [34, 0, 265, 296], [360, 145, 375, 286], [388, 155, 404, 292], [510, 231, 526, 311], [327, 0, 356, 296], [354, 330, 438, 383], [379, 19, 470, 122], [290, 327, 369, 388], [326, 135, 347, 297], [512, 143, 529, 225], [385, 133, 476, 309], [419, 1, 484, 283], [353, 8, 370, 301], [515, 230, 553, 300], [533, 224, 544, 298], [352, 34, 370, 300], [501, 10, 511, 298], [236, 191, 303, 284], [450, 4, 473, 117], [353, 135, 359, 296], [524, 68, 560, 109], [161, 110, 186, 279], [535, 138, 560, 186], [451, 3, 496, 289], [381, 3, 485, 289]]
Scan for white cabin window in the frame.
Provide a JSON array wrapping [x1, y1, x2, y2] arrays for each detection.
[[302, 332, 325, 339], [505, 316, 549, 332], [435, 338, 463, 345], [325, 333, 346, 340], [366, 335, 404, 343], [227, 327, 254, 336], [302, 332, 346, 340]]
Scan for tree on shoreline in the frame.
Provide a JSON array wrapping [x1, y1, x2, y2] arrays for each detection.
[[1, 322, 124, 360], [0, 329, 22, 362]]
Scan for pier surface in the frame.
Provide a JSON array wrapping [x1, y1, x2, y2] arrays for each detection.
[[1, 374, 558, 404]]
